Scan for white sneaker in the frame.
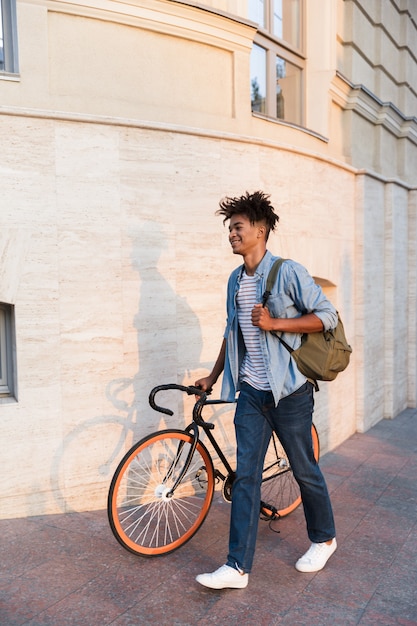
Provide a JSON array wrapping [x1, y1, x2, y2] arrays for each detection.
[[196, 564, 249, 589], [295, 538, 337, 573]]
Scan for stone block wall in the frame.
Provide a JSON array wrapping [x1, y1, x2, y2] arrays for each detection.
[[0, 114, 356, 516]]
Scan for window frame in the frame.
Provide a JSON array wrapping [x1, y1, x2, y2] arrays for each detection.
[[250, 0, 306, 126], [0, 0, 19, 75], [0, 303, 17, 398]]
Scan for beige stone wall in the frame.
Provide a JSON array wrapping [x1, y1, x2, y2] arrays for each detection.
[[331, 0, 417, 431], [337, 0, 417, 118], [0, 0, 255, 130], [0, 0, 416, 518], [353, 173, 416, 431], [0, 112, 356, 517], [333, 0, 417, 183]]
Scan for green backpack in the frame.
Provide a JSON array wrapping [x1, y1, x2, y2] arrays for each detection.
[[263, 258, 352, 387]]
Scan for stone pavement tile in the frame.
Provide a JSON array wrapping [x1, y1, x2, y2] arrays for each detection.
[[0, 517, 42, 543], [1, 409, 416, 626], [1, 526, 132, 625], [318, 448, 368, 478], [19, 566, 151, 626], [368, 524, 417, 615], [321, 433, 383, 463], [2, 560, 119, 626], [109, 571, 303, 626], [251, 531, 317, 592], [373, 559, 417, 609], [194, 579, 302, 626], [278, 594, 364, 626], [320, 469, 347, 494], [338, 513, 413, 567], [109, 581, 245, 626], [0, 531, 46, 590], [401, 522, 417, 555], [382, 475, 417, 503], [300, 554, 384, 611], [30, 509, 111, 538], [354, 506, 415, 548], [359, 594, 417, 625], [329, 493, 371, 537], [254, 529, 305, 575], [370, 413, 417, 451], [1, 509, 207, 626], [336, 473, 390, 506], [376, 492, 417, 521], [359, 450, 409, 474], [5, 537, 206, 626]]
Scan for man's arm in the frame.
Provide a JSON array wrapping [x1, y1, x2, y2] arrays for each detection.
[[195, 338, 226, 392], [251, 306, 324, 333]]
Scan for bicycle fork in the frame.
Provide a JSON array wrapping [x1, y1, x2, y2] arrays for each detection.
[[160, 423, 200, 497]]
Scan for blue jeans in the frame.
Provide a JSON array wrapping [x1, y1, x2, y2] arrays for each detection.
[[226, 381, 335, 573]]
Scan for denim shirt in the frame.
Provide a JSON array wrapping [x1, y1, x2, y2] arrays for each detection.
[[221, 250, 338, 405]]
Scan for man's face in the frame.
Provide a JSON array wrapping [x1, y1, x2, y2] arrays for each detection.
[[228, 214, 265, 257]]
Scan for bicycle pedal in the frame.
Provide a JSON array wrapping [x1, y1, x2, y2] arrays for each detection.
[[260, 502, 280, 521]]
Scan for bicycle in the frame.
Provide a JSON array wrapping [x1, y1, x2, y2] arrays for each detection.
[[107, 383, 320, 557]]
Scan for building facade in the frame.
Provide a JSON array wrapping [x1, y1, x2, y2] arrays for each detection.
[[1, 0, 416, 518]]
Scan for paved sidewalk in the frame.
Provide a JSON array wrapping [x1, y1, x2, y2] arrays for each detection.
[[1, 408, 417, 625]]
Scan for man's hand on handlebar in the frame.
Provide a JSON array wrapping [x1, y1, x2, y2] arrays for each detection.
[[194, 376, 214, 397]]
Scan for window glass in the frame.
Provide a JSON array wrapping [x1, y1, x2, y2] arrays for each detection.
[[273, 0, 283, 39], [249, 0, 304, 125], [0, 0, 18, 74], [248, 0, 266, 29], [273, 0, 301, 49], [0, 303, 15, 397], [0, 2, 4, 71], [251, 44, 267, 113], [275, 55, 302, 124], [0, 307, 8, 391]]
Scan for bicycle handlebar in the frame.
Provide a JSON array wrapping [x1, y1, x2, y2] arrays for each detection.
[[148, 383, 215, 429]]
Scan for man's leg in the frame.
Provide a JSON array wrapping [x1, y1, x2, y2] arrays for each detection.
[[268, 382, 337, 571], [227, 383, 272, 573], [196, 383, 271, 589]]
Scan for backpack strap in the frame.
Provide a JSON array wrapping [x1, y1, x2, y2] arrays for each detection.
[[262, 258, 286, 308], [262, 258, 295, 355]]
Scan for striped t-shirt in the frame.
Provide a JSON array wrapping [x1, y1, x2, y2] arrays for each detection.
[[237, 271, 270, 391]]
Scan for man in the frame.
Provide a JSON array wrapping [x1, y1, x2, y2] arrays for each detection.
[[195, 191, 337, 590]]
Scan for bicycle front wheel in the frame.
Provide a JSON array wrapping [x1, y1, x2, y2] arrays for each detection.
[[261, 424, 320, 518], [108, 429, 215, 556]]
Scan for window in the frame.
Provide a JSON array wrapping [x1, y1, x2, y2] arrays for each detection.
[[0, 0, 19, 74], [0, 303, 16, 397], [249, 0, 304, 125]]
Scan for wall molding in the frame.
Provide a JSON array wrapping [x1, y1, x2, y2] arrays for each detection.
[[2, 101, 415, 191], [0, 102, 357, 173], [331, 71, 417, 147]]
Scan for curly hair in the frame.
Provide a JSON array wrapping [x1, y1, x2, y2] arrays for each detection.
[[216, 191, 279, 241]]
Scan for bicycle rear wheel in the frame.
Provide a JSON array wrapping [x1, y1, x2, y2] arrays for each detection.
[[261, 424, 319, 518], [108, 429, 215, 556]]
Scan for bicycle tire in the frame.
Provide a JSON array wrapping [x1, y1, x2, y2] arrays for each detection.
[[108, 429, 215, 556], [261, 424, 320, 518]]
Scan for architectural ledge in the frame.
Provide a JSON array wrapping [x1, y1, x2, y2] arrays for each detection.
[[41, 0, 256, 50], [331, 72, 417, 146]]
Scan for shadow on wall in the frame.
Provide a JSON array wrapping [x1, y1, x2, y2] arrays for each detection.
[[50, 220, 210, 513]]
